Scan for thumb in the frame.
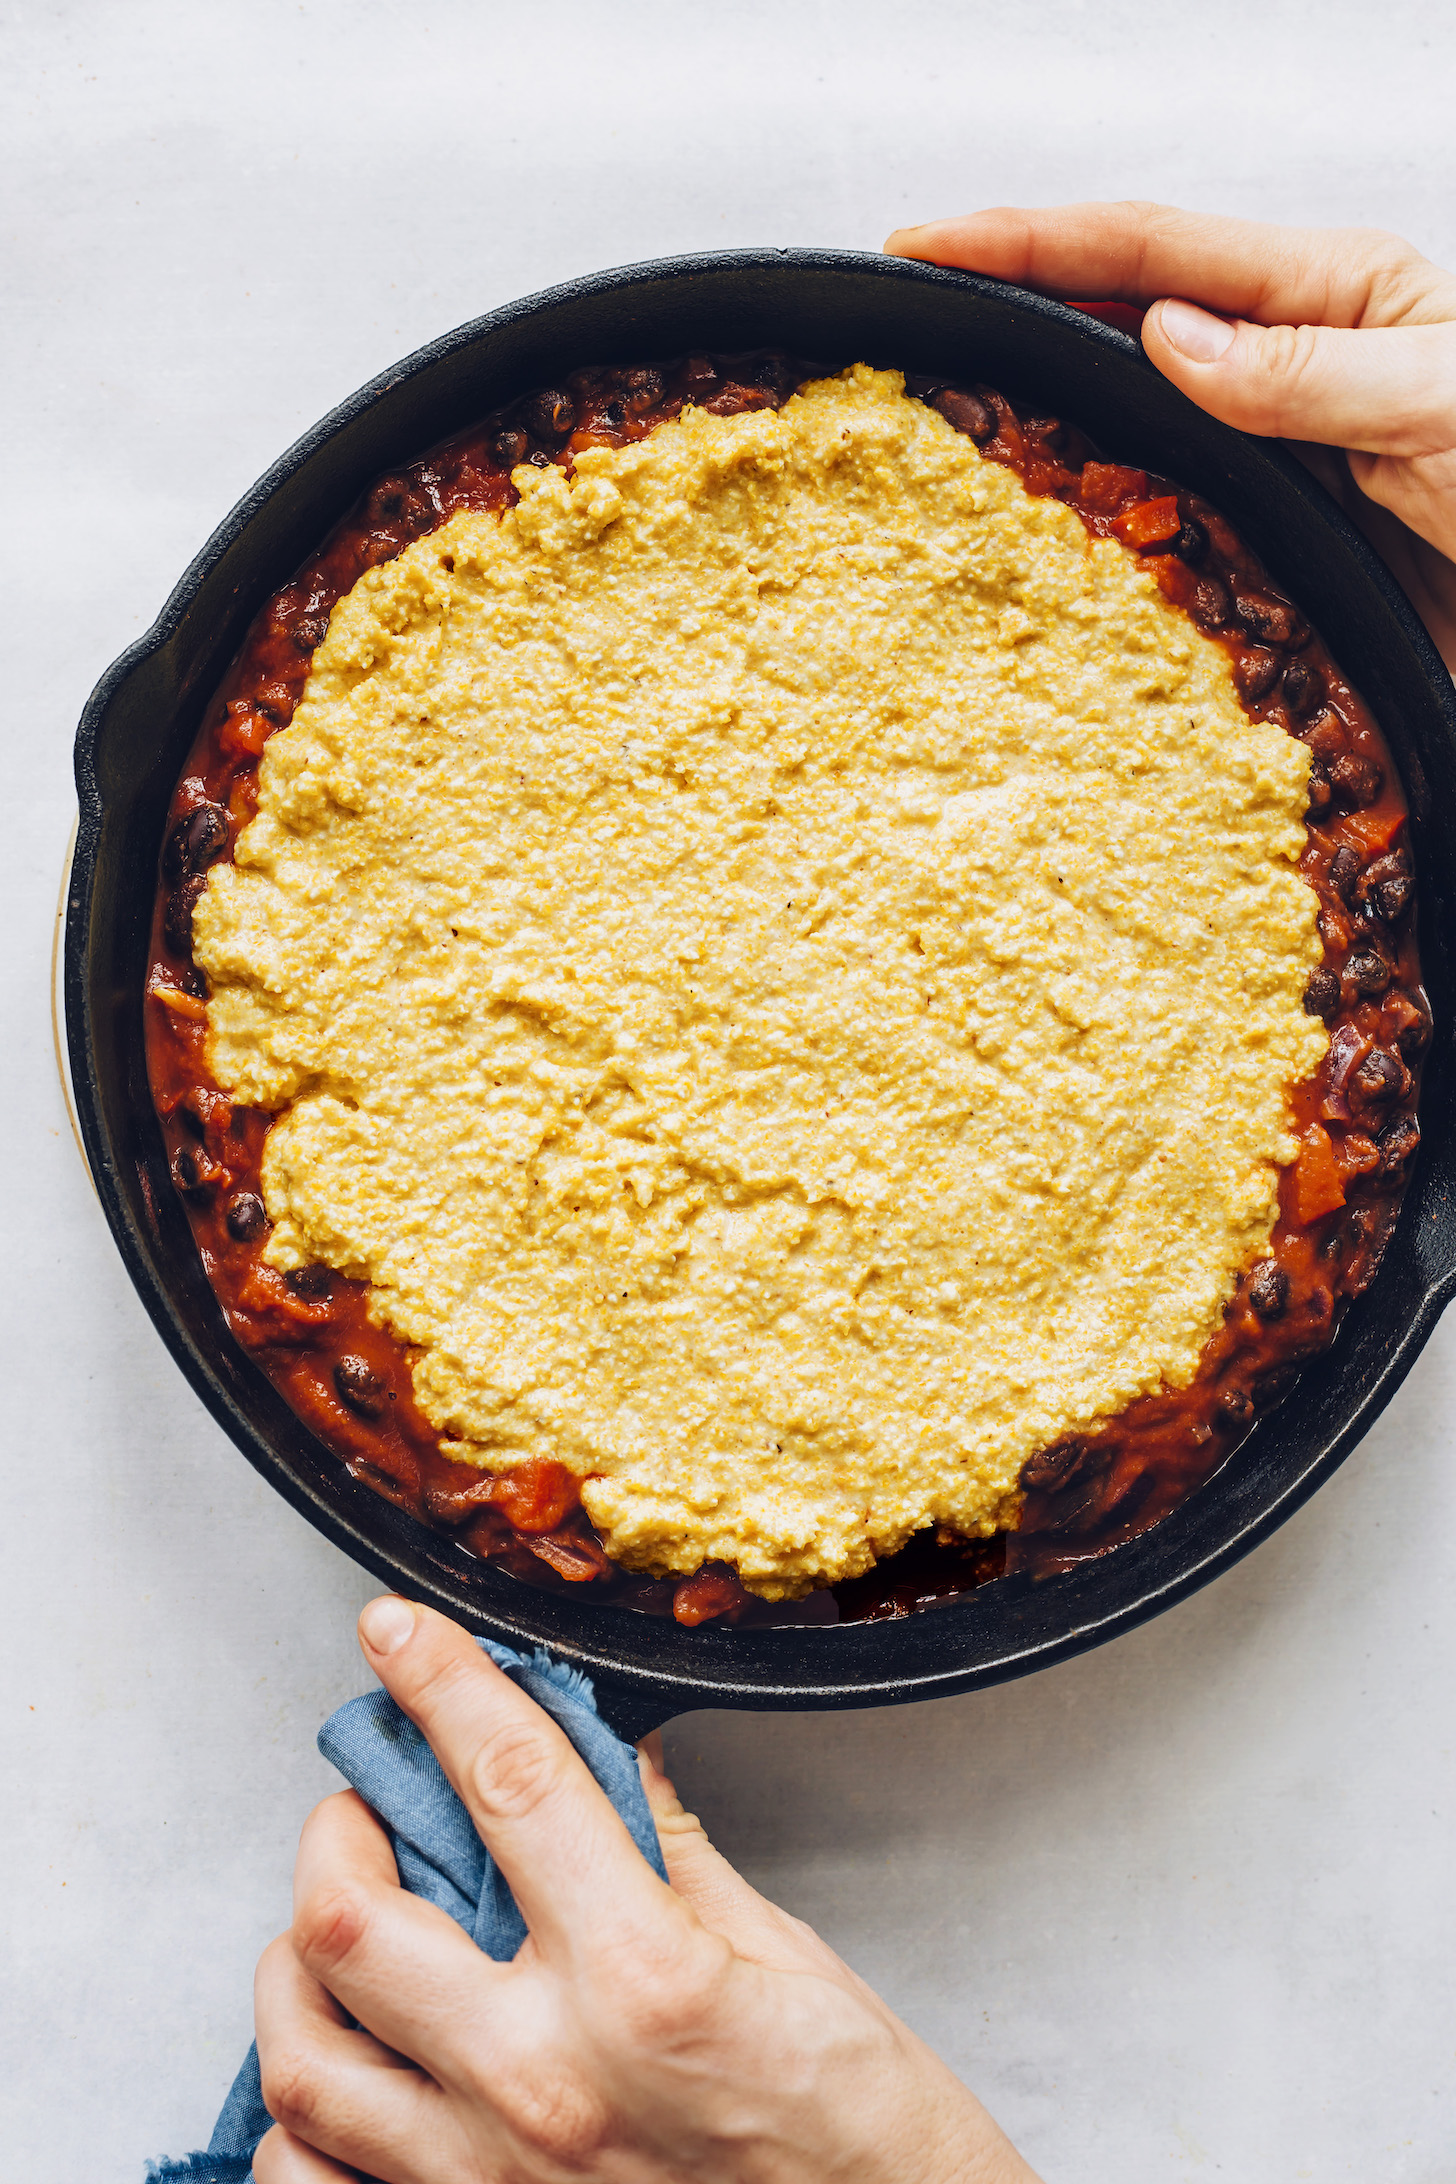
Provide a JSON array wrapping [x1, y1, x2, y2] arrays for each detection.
[[1143, 298, 1455, 456]]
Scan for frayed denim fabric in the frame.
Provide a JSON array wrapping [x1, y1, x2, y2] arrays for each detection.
[[145, 1638, 666, 2183]]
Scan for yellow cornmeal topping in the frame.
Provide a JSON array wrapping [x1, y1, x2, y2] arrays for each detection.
[[194, 365, 1326, 1598]]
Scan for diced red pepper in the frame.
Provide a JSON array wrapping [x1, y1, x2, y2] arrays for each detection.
[[219, 706, 270, 758], [1113, 495, 1182, 549], [1079, 462, 1149, 513], [1289, 1123, 1345, 1226], [490, 1459, 580, 1535], [1147, 552, 1195, 608], [672, 1566, 750, 1626]]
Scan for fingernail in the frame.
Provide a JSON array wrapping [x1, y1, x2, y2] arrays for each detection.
[[1157, 298, 1237, 364], [359, 1596, 417, 1655]]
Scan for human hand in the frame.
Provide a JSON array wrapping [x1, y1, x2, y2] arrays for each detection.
[[251, 1599, 1039, 2183], [885, 202, 1456, 673]]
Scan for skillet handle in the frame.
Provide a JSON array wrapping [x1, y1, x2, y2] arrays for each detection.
[[588, 1672, 684, 1745]]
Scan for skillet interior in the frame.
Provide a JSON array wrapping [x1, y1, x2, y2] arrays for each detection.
[[67, 249, 1456, 1740]]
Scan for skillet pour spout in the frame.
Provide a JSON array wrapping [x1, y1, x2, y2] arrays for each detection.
[[66, 249, 1456, 1734]]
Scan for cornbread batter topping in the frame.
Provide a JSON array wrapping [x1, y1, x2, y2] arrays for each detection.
[[190, 366, 1327, 1598]]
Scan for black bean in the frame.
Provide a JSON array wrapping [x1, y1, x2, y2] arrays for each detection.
[[1020, 1438, 1089, 1492], [1378, 1112, 1421, 1172], [256, 681, 296, 723], [175, 1100, 204, 1142], [334, 1354, 386, 1418], [365, 477, 407, 519], [678, 355, 719, 396], [1303, 710, 1348, 763], [188, 802, 229, 864], [1354, 852, 1413, 924], [521, 389, 576, 441], [1353, 1047, 1405, 1104], [226, 1191, 269, 1242], [1214, 1384, 1254, 1431], [1328, 845, 1362, 900], [1282, 658, 1322, 715], [597, 399, 627, 430], [1328, 752, 1382, 807], [491, 427, 529, 467], [1172, 519, 1207, 562], [1375, 875, 1412, 923], [293, 613, 330, 654], [172, 1146, 216, 1197], [623, 367, 665, 414], [364, 475, 434, 531], [162, 801, 229, 881], [177, 1087, 223, 1140], [1306, 766, 1332, 812], [1346, 949, 1392, 995], [1234, 646, 1282, 701], [1303, 967, 1340, 1019], [1236, 594, 1307, 647], [284, 1263, 333, 1298], [1190, 577, 1231, 629], [1248, 1261, 1290, 1319], [1387, 990, 1431, 1058], [933, 388, 996, 442], [164, 873, 208, 954]]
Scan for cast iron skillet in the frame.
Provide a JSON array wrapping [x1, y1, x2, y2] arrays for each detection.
[[67, 249, 1456, 1740]]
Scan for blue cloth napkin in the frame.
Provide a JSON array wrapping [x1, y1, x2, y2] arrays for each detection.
[[146, 1638, 665, 2184]]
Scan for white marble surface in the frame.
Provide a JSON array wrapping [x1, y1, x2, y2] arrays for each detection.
[[5, 3, 1455, 2176]]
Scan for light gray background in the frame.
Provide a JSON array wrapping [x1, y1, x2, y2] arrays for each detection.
[[5, 2, 1454, 2176]]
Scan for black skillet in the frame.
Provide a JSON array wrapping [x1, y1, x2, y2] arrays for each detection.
[[66, 249, 1456, 1741]]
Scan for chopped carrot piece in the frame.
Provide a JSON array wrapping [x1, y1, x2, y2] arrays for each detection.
[[1289, 1123, 1345, 1226], [1079, 462, 1149, 513], [1342, 805, 1406, 856], [1113, 495, 1182, 549]]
